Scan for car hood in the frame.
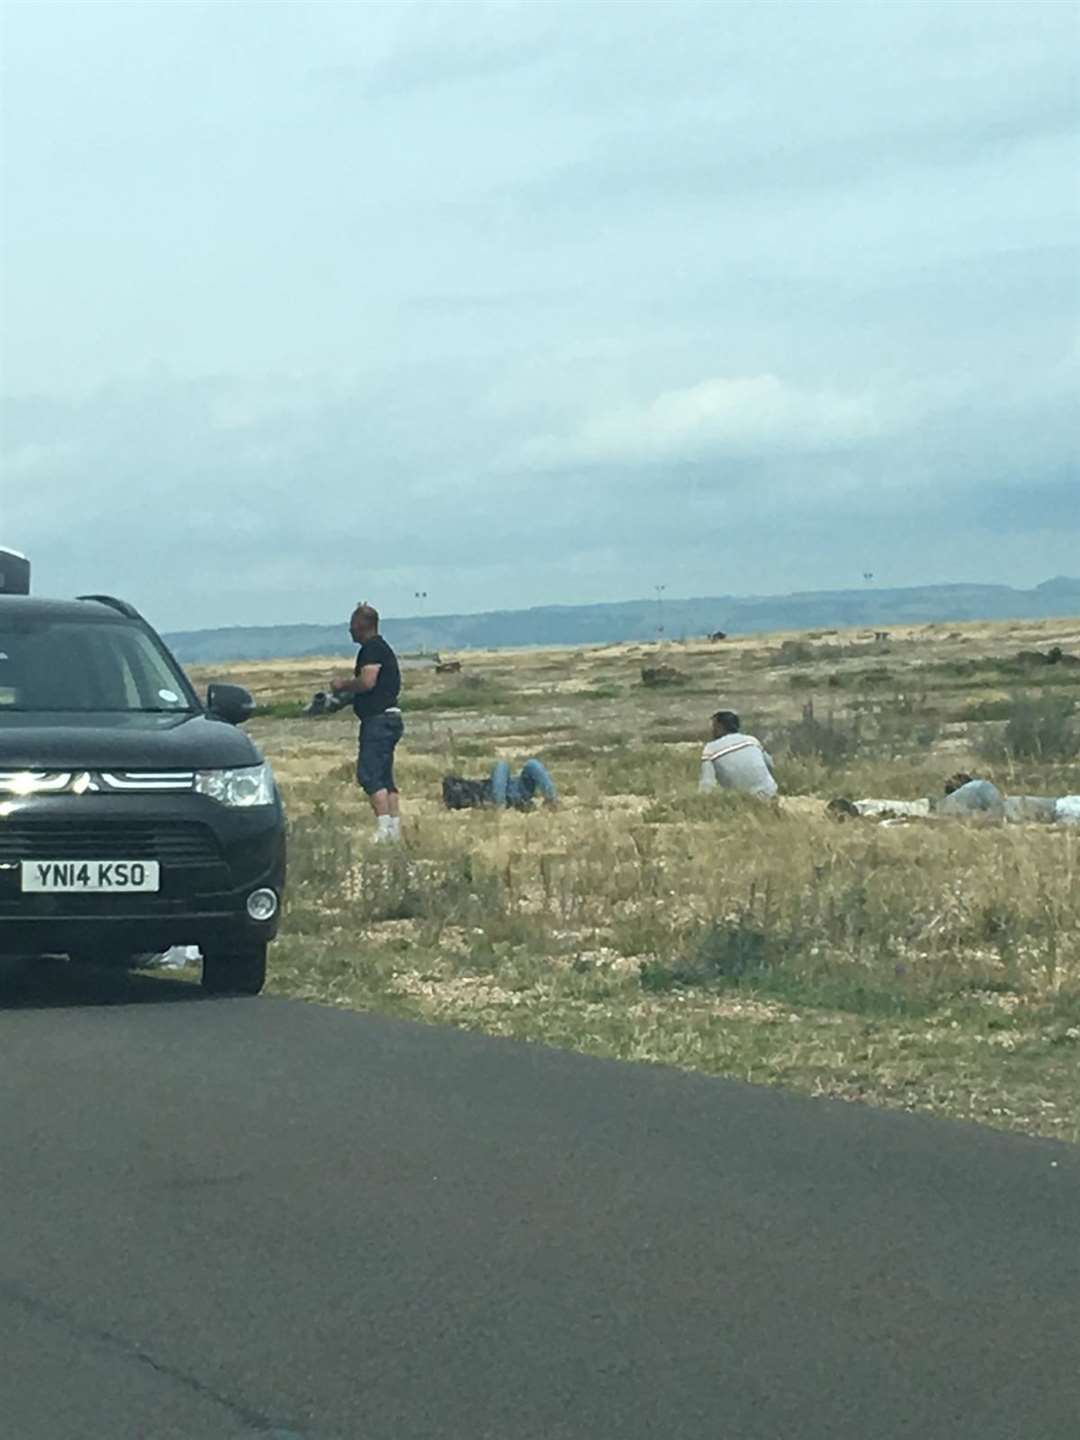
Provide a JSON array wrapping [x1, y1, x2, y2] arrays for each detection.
[[0, 712, 263, 771]]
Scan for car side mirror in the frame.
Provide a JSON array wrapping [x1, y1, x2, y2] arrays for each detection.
[[206, 683, 256, 725]]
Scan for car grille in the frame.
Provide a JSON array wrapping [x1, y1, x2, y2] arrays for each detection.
[[99, 771, 196, 792], [0, 820, 234, 918], [0, 821, 223, 865], [0, 770, 195, 795]]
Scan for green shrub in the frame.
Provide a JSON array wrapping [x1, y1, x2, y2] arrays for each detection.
[[858, 667, 895, 687], [648, 720, 706, 745], [405, 682, 514, 714], [981, 694, 1078, 763], [641, 914, 778, 990], [781, 701, 861, 767], [253, 700, 307, 719], [775, 640, 816, 665], [958, 698, 1013, 723], [853, 691, 941, 752]]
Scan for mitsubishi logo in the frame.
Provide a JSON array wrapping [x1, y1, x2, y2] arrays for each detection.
[[70, 772, 101, 794]]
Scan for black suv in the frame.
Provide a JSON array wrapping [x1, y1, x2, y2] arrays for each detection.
[[0, 592, 285, 994]]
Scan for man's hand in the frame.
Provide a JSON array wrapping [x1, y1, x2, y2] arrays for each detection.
[[330, 672, 355, 694]]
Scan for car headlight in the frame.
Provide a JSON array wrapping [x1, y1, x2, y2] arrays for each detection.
[[195, 762, 276, 807]]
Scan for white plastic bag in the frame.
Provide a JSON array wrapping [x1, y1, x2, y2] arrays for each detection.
[[854, 798, 931, 819], [148, 945, 201, 970]]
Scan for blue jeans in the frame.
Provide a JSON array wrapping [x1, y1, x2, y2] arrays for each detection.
[[937, 779, 1004, 817], [489, 758, 557, 809]]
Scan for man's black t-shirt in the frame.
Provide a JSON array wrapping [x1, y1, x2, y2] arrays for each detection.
[[353, 635, 401, 719]]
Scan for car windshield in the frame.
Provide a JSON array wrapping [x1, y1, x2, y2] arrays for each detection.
[[0, 616, 196, 714]]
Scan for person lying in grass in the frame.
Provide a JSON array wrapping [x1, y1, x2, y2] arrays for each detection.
[[830, 773, 1075, 824], [699, 710, 778, 799], [941, 776, 1080, 823], [442, 757, 558, 811], [937, 772, 1006, 817]]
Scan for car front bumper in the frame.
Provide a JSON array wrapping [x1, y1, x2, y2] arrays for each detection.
[[0, 792, 286, 958]]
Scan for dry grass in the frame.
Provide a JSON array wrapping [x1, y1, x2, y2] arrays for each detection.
[[193, 616, 1080, 1140]]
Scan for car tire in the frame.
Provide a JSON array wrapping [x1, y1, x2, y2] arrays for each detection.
[[201, 946, 267, 996]]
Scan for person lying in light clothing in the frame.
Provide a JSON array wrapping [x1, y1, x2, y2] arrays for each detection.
[[699, 710, 778, 799], [838, 774, 1078, 825], [938, 776, 1076, 824]]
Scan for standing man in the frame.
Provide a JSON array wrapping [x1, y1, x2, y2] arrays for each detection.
[[699, 709, 778, 799], [331, 603, 403, 842]]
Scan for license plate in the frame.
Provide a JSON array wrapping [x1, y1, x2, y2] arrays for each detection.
[[20, 860, 161, 893]]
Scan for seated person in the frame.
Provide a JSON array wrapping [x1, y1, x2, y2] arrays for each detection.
[[699, 710, 778, 799], [442, 757, 558, 811]]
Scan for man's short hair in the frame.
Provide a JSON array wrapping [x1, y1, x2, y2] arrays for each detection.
[[827, 797, 861, 821], [712, 709, 740, 733], [353, 602, 379, 632], [944, 771, 974, 795]]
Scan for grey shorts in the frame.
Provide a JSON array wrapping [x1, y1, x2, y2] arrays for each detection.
[[357, 711, 404, 795]]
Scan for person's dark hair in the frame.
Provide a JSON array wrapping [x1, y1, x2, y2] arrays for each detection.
[[712, 709, 740, 734], [442, 775, 491, 810], [944, 771, 974, 795], [826, 797, 860, 821], [353, 602, 380, 633]]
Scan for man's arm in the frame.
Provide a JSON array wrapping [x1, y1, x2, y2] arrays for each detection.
[[331, 664, 381, 695], [699, 759, 717, 792]]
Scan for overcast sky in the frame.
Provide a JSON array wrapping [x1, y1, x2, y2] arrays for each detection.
[[1, 0, 1077, 631]]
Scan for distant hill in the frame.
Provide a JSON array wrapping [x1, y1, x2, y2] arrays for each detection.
[[166, 576, 1080, 664]]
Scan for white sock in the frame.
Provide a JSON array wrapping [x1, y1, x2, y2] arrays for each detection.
[[375, 815, 394, 840], [389, 816, 402, 839]]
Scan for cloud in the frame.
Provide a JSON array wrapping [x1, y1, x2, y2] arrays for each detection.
[[1, 1, 1077, 626], [3, 355, 1077, 631], [520, 375, 887, 467], [480, 92, 1078, 228], [2, 439, 81, 479]]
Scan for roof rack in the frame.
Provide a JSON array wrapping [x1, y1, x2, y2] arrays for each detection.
[[76, 593, 143, 620]]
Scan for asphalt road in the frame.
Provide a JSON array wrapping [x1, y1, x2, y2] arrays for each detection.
[[1, 966, 1078, 1440]]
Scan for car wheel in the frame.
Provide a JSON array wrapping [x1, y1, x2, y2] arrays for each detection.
[[201, 946, 267, 996]]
